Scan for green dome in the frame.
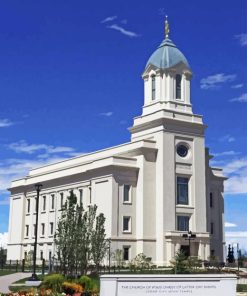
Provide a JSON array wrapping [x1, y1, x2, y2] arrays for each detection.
[[145, 38, 190, 70]]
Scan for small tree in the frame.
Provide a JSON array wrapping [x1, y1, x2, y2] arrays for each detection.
[[113, 249, 123, 267], [129, 253, 152, 272], [25, 251, 33, 271], [0, 246, 6, 267], [55, 190, 107, 275], [227, 244, 235, 263], [170, 250, 188, 274], [91, 213, 108, 273]]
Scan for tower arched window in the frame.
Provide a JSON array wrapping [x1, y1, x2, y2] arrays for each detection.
[[176, 74, 182, 100], [151, 75, 156, 100]]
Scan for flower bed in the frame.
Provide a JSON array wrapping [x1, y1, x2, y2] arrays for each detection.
[[4, 274, 99, 296]]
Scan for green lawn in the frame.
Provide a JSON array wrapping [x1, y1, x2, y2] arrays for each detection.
[[0, 270, 16, 276], [9, 286, 38, 293], [237, 284, 247, 292]]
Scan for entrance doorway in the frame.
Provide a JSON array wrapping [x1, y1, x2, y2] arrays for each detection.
[[180, 245, 190, 257]]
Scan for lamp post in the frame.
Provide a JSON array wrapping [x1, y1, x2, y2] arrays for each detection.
[[182, 231, 196, 257], [29, 183, 42, 282], [107, 238, 111, 274]]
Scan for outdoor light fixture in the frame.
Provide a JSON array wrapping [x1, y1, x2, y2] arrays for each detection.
[[107, 238, 111, 274], [28, 183, 43, 283], [182, 231, 196, 257]]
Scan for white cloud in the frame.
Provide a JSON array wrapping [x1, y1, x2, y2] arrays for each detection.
[[223, 157, 247, 175], [222, 157, 247, 194], [0, 156, 69, 193], [107, 24, 140, 38], [0, 232, 8, 248], [211, 155, 247, 194], [230, 93, 247, 103], [231, 84, 243, 89], [101, 15, 117, 23], [0, 119, 14, 128], [225, 222, 237, 227], [1, 140, 83, 193], [99, 111, 113, 117], [219, 134, 235, 143], [7, 140, 75, 155], [226, 231, 247, 238], [225, 173, 247, 194], [235, 33, 247, 46], [200, 73, 236, 89], [213, 151, 240, 157], [226, 232, 247, 251], [121, 19, 128, 24]]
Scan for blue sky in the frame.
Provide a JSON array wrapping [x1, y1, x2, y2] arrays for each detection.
[[0, 0, 246, 252]]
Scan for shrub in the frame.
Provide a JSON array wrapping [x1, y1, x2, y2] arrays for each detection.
[[77, 275, 94, 291], [42, 273, 65, 292], [129, 253, 152, 272], [62, 281, 84, 294], [170, 250, 188, 274]]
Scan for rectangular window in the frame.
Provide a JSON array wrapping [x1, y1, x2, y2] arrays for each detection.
[[42, 196, 46, 211], [34, 198, 37, 213], [123, 185, 131, 203], [123, 247, 130, 261], [210, 193, 213, 208], [25, 225, 29, 237], [24, 251, 27, 259], [177, 177, 189, 205], [40, 251, 43, 260], [89, 187, 92, 204], [210, 222, 214, 234], [41, 223, 45, 236], [27, 199, 30, 213], [50, 222, 54, 235], [177, 216, 189, 231], [51, 194, 55, 210], [123, 216, 131, 232], [79, 189, 83, 205], [49, 251, 52, 260], [151, 75, 156, 100], [176, 74, 182, 99], [60, 193, 64, 209]]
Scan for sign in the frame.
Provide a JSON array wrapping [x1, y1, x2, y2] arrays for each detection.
[[118, 281, 220, 295], [100, 274, 237, 296]]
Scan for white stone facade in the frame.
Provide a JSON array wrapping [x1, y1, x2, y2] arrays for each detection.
[[7, 28, 226, 266]]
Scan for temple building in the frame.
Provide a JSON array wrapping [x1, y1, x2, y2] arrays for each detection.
[[7, 20, 226, 265]]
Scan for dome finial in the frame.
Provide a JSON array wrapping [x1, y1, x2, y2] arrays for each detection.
[[165, 15, 170, 39]]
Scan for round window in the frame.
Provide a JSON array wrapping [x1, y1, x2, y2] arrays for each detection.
[[177, 144, 188, 157]]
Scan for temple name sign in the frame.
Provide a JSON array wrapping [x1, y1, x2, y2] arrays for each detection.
[[100, 274, 237, 296]]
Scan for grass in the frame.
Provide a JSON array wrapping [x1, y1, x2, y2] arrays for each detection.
[[237, 284, 247, 292], [9, 286, 38, 293], [9, 275, 44, 292], [0, 270, 16, 276]]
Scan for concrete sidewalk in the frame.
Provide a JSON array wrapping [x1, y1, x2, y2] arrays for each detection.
[[0, 272, 31, 293]]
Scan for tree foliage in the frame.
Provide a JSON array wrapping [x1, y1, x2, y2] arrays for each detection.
[[55, 190, 107, 275], [170, 250, 188, 274], [129, 253, 152, 272], [113, 249, 124, 267], [0, 246, 6, 266]]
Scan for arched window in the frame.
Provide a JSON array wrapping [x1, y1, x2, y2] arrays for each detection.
[[176, 74, 182, 99], [151, 75, 156, 100]]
